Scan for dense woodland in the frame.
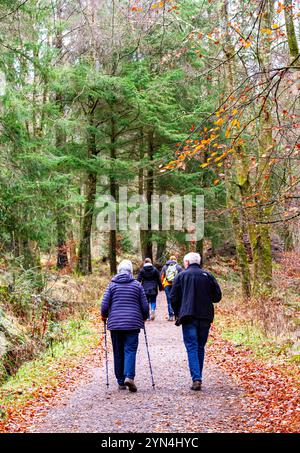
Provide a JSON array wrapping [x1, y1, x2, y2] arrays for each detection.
[[0, 0, 299, 424], [0, 0, 299, 290]]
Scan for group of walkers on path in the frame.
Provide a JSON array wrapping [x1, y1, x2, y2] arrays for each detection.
[[137, 255, 182, 321], [101, 253, 222, 393]]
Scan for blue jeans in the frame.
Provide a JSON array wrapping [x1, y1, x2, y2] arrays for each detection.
[[182, 319, 211, 382], [110, 330, 140, 385], [147, 295, 157, 319], [164, 286, 174, 317]]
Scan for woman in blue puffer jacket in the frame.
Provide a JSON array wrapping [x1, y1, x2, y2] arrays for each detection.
[[101, 259, 149, 392]]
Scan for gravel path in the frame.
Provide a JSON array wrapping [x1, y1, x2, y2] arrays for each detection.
[[29, 292, 247, 433]]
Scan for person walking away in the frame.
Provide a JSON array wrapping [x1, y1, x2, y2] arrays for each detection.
[[101, 259, 149, 392], [160, 255, 183, 321], [170, 252, 222, 391], [137, 258, 162, 321]]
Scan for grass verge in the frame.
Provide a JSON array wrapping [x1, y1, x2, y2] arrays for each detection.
[[0, 313, 100, 420], [214, 313, 298, 365]]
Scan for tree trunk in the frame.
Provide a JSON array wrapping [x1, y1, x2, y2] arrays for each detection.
[[156, 234, 167, 264], [196, 239, 204, 267], [223, 0, 252, 298], [138, 130, 148, 260], [227, 190, 251, 299], [76, 113, 97, 275], [55, 92, 68, 269], [284, 0, 299, 61], [68, 228, 77, 271], [109, 116, 117, 275], [56, 215, 68, 269], [143, 130, 154, 261], [54, 3, 69, 270], [250, 0, 273, 297], [76, 172, 97, 275], [283, 0, 299, 251], [21, 238, 37, 271]]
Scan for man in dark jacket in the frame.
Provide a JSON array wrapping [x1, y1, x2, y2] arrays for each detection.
[[160, 255, 183, 321], [101, 259, 149, 392], [171, 252, 222, 391], [137, 258, 163, 321]]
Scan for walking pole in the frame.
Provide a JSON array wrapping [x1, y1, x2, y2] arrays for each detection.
[[143, 324, 155, 390], [103, 319, 109, 389]]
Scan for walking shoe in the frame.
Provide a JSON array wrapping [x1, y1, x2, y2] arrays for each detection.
[[191, 380, 202, 391], [168, 315, 174, 322], [124, 378, 137, 393], [118, 384, 127, 390], [150, 310, 155, 321]]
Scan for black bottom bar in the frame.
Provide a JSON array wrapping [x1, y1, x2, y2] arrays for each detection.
[[0, 433, 298, 451]]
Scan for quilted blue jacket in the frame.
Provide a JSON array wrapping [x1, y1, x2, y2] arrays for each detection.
[[101, 272, 149, 330]]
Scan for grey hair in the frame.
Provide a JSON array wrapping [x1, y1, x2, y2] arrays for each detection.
[[183, 252, 201, 265], [117, 259, 133, 274]]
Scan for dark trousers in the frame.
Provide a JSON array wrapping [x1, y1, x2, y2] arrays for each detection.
[[182, 319, 211, 382], [110, 330, 140, 385]]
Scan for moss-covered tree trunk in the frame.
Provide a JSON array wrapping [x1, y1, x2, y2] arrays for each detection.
[[223, 0, 252, 298], [284, 0, 299, 61], [283, 0, 299, 251], [249, 0, 273, 297], [249, 132, 273, 297], [227, 185, 251, 299]]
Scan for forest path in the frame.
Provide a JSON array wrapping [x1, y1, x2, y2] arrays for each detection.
[[29, 292, 248, 433]]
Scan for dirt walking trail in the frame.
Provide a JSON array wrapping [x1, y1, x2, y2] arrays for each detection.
[[28, 292, 250, 433]]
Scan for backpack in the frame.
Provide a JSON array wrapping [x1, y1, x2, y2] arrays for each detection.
[[165, 263, 178, 283]]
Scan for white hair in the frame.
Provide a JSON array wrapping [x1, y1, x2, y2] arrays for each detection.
[[184, 252, 201, 265], [117, 259, 133, 274]]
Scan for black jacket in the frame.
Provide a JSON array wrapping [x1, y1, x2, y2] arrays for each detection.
[[170, 263, 222, 325], [137, 265, 163, 297]]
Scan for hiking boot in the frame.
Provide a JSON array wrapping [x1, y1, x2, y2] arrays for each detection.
[[150, 310, 155, 321], [168, 315, 174, 322], [191, 380, 202, 391], [118, 384, 127, 390], [124, 378, 137, 393]]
